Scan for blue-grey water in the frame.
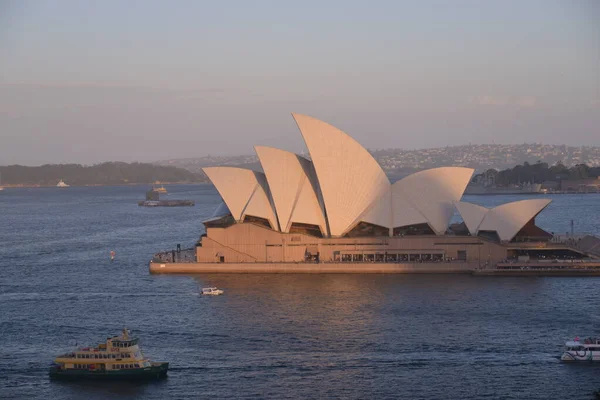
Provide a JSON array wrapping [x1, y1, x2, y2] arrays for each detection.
[[1, 185, 599, 399]]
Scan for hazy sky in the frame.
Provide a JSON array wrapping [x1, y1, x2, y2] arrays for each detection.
[[0, 0, 598, 165]]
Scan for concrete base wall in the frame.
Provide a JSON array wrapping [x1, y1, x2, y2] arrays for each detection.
[[149, 261, 476, 274], [473, 269, 600, 276]]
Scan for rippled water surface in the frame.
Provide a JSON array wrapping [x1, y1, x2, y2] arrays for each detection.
[[1, 186, 599, 399]]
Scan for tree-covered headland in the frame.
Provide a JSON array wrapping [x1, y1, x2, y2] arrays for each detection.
[[473, 162, 600, 185], [0, 162, 207, 186]]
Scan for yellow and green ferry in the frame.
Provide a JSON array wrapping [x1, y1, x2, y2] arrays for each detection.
[[49, 329, 168, 380]]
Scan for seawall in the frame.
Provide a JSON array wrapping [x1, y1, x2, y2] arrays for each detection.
[[149, 261, 600, 276], [473, 269, 600, 276], [149, 261, 474, 274]]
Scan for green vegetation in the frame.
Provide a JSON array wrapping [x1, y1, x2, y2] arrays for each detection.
[[475, 162, 600, 185], [0, 162, 208, 186]]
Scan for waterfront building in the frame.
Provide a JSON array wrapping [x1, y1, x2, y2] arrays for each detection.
[[150, 114, 598, 273]]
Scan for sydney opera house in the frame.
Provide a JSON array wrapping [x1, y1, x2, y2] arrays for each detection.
[[150, 114, 594, 273]]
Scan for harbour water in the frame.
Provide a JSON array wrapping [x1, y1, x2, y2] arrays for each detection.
[[0, 185, 599, 399]]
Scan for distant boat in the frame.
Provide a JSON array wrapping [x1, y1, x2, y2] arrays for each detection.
[[152, 185, 167, 194], [0, 172, 4, 191], [202, 287, 224, 296], [57, 179, 70, 188]]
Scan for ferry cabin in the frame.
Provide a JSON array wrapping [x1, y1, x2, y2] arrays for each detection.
[[54, 336, 152, 372]]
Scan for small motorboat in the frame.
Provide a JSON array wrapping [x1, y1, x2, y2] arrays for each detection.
[[561, 337, 600, 362], [202, 287, 224, 295]]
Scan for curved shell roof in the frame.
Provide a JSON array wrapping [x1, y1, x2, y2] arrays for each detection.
[[357, 190, 393, 231], [292, 113, 390, 236], [203, 167, 279, 231], [203, 114, 548, 239], [255, 146, 328, 235], [392, 167, 474, 234], [454, 201, 488, 236], [456, 199, 552, 241]]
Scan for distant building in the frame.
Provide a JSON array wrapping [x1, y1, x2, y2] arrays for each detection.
[[560, 177, 600, 192]]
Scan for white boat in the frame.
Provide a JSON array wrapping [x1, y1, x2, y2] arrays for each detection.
[[201, 287, 224, 296], [561, 337, 600, 362], [57, 179, 70, 188]]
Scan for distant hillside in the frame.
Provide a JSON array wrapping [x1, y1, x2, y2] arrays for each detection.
[[154, 143, 600, 177], [0, 162, 206, 186]]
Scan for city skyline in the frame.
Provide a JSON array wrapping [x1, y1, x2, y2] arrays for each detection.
[[1, 0, 599, 165]]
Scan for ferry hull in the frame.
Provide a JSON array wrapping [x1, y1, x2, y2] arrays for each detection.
[[561, 351, 600, 362], [49, 362, 169, 380]]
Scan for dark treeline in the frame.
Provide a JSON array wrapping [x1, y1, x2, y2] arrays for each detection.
[[476, 162, 600, 185], [0, 162, 207, 186]]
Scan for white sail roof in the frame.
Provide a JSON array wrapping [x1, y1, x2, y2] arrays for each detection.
[[255, 146, 328, 235], [292, 113, 390, 237], [391, 184, 428, 228], [456, 199, 552, 241], [356, 189, 393, 232], [202, 114, 551, 241], [454, 201, 488, 235], [203, 167, 279, 231], [392, 167, 474, 234]]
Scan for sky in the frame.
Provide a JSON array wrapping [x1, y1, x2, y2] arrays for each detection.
[[0, 0, 598, 165]]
